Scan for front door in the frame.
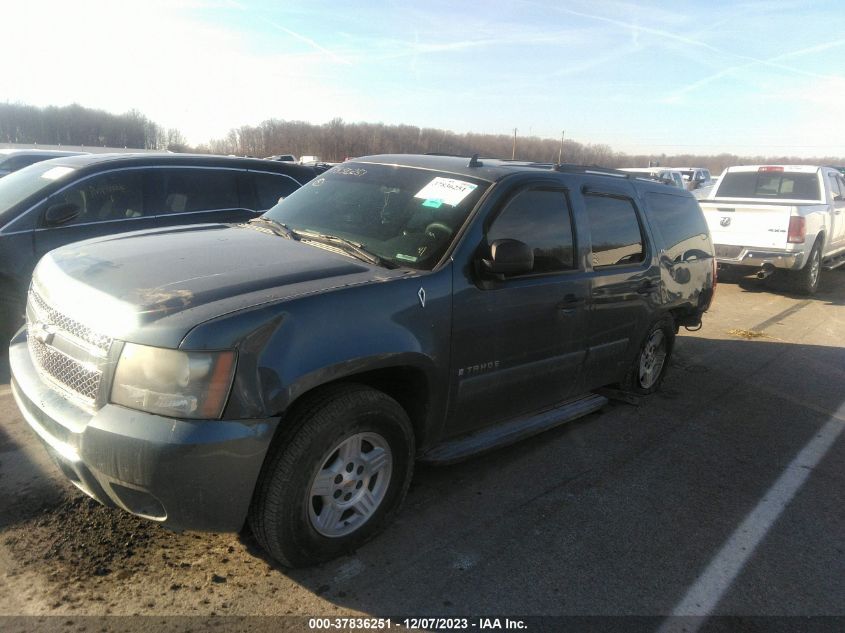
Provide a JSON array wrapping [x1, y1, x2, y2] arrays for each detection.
[[448, 185, 589, 437], [33, 169, 159, 261]]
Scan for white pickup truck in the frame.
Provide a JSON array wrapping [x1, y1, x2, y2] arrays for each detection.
[[699, 165, 845, 294]]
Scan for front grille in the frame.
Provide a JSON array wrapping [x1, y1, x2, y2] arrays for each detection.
[[27, 290, 112, 406], [29, 291, 112, 351], [28, 337, 103, 404], [715, 244, 743, 259]]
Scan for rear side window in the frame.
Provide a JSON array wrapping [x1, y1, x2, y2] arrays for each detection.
[[717, 172, 821, 200], [645, 193, 711, 260], [827, 174, 842, 200], [253, 173, 301, 209], [157, 169, 239, 214], [487, 188, 575, 273], [584, 194, 645, 268]]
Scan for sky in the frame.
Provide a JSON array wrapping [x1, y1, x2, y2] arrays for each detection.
[[4, 0, 845, 157]]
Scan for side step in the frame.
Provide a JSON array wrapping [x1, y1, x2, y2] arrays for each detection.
[[420, 393, 608, 465], [822, 252, 845, 270]]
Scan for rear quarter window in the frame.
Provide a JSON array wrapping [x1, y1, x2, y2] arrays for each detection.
[[645, 192, 712, 261], [253, 172, 301, 209]]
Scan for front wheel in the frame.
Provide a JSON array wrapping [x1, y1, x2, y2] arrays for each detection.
[[248, 384, 415, 568], [621, 316, 675, 395]]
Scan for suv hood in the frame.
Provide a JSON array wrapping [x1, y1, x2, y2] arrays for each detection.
[[31, 223, 403, 344]]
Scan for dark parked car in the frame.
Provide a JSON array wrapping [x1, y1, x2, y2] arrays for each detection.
[[10, 154, 716, 567], [0, 149, 85, 178], [0, 153, 321, 336]]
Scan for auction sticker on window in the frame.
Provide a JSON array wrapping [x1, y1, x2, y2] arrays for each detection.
[[414, 177, 477, 206]]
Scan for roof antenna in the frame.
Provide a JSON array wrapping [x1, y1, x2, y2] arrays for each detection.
[[467, 153, 483, 168]]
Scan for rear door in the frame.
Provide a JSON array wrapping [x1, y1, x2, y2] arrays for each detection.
[[579, 178, 660, 389], [148, 167, 250, 227], [826, 171, 845, 247], [448, 183, 589, 436]]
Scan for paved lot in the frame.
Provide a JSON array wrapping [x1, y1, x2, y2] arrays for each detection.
[[0, 269, 843, 623]]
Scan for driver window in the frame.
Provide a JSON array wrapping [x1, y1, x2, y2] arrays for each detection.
[[46, 170, 145, 226], [487, 188, 575, 274]]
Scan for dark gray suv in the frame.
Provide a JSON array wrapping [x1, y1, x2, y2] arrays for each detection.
[[0, 153, 322, 337], [9, 154, 716, 567]]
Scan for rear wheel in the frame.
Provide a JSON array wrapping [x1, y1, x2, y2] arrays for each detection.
[[788, 240, 822, 295], [248, 384, 415, 568], [621, 316, 675, 395]]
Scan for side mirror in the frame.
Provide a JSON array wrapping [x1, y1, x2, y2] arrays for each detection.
[[480, 239, 534, 278], [44, 202, 81, 226]]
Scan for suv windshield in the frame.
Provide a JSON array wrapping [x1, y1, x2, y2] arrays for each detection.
[[0, 162, 77, 225], [262, 162, 489, 270]]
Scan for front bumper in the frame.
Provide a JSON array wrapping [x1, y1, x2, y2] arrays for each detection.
[[714, 245, 805, 270], [9, 328, 279, 532]]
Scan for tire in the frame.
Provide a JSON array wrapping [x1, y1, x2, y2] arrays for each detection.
[[621, 316, 675, 395], [248, 384, 415, 568], [788, 240, 822, 295]]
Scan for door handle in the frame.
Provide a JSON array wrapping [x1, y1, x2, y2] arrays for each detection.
[[557, 294, 585, 311]]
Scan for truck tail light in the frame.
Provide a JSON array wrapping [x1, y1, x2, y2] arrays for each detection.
[[759, 166, 784, 173], [787, 216, 806, 243]]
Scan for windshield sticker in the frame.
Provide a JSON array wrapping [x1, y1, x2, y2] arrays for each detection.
[[414, 177, 477, 206], [334, 167, 367, 176], [311, 177, 326, 187], [395, 253, 418, 262], [40, 166, 75, 181], [422, 198, 443, 208]]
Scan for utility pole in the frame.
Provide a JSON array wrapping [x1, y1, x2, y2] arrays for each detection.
[[512, 128, 517, 159], [558, 130, 565, 164]]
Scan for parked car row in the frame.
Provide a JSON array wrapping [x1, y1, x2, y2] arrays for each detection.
[[8, 153, 715, 567], [619, 167, 685, 189]]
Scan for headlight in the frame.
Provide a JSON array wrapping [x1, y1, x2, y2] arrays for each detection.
[[110, 343, 237, 419]]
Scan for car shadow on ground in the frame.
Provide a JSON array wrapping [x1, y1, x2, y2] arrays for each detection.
[[721, 267, 845, 306]]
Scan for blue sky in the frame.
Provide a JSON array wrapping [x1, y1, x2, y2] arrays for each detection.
[[4, 0, 845, 157]]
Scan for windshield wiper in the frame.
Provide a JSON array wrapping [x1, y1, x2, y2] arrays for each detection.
[[248, 217, 299, 240], [294, 230, 396, 268]]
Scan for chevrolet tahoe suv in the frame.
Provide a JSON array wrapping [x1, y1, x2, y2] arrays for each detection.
[[9, 154, 715, 567]]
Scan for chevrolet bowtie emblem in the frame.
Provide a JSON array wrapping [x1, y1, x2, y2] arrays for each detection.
[[30, 321, 54, 345]]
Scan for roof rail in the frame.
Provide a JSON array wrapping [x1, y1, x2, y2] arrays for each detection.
[[424, 152, 472, 158], [551, 163, 629, 178]]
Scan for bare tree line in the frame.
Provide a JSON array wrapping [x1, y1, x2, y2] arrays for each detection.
[[204, 117, 845, 174], [3, 103, 843, 174], [0, 103, 187, 151]]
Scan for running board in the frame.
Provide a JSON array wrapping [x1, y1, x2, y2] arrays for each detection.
[[420, 393, 608, 465], [823, 252, 845, 270]]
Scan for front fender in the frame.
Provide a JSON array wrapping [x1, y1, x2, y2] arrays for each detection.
[[184, 268, 453, 426]]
